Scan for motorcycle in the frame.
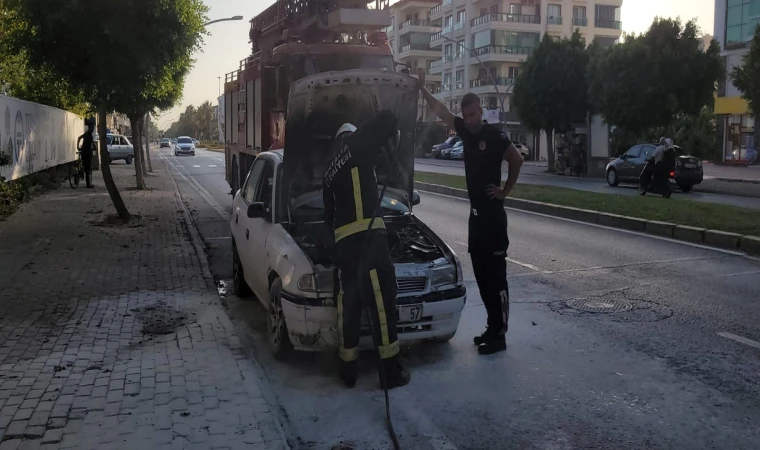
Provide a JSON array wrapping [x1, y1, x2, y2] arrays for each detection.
[[639, 161, 672, 198]]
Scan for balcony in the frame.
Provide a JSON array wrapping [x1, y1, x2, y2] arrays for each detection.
[[441, 83, 452, 92], [470, 77, 515, 88], [547, 16, 562, 25], [398, 43, 439, 58], [471, 13, 541, 27], [572, 17, 588, 27], [452, 21, 465, 32], [430, 4, 443, 16], [430, 31, 443, 43], [454, 81, 464, 90], [399, 19, 434, 30], [472, 45, 535, 58], [595, 20, 622, 30]]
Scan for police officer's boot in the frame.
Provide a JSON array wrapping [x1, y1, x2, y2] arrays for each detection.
[[339, 360, 358, 388], [379, 355, 410, 389]]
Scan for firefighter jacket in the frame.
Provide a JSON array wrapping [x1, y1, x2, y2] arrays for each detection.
[[322, 110, 398, 243]]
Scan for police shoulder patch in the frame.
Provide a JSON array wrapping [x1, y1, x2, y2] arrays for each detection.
[[479, 140, 486, 151]]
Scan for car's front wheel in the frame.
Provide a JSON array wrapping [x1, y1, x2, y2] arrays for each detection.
[[606, 168, 619, 187], [126, 155, 133, 165], [268, 278, 293, 360], [678, 183, 693, 192], [232, 243, 252, 298]]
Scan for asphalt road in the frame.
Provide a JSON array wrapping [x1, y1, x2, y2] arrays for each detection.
[[161, 146, 760, 450], [416, 158, 760, 210]]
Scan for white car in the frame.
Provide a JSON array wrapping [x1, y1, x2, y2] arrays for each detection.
[[175, 136, 195, 156], [230, 70, 466, 359], [99, 134, 134, 165], [449, 141, 464, 160]]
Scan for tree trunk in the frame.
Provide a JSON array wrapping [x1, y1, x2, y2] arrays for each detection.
[[145, 114, 153, 172], [98, 109, 130, 222], [138, 118, 147, 176], [545, 129, 555, 173], [754, 113, 760, 164], [129, 115, 146, 189]]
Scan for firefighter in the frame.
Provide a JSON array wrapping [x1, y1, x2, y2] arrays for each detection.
[[322, 110, 410, 389]]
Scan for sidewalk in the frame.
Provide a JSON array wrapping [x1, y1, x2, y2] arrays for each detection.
[[702, 162, 760, 183], [0, 160, 289, 449]]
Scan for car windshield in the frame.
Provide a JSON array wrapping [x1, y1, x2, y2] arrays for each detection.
[[161, 138, 169, 142], [178, 138, 192, 144]]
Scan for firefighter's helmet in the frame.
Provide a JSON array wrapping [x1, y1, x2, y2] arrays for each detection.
[[335, 123, 357, 139]]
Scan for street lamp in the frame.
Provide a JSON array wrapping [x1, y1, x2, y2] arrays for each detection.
[[441, 35, 508, 124], [204, 16, 244, 27]]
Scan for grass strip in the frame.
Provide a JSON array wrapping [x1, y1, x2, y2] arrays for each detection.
[[415, 171, 760, 237]]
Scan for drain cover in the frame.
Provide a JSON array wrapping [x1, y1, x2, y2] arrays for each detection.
[[565, 298, 633, 313]]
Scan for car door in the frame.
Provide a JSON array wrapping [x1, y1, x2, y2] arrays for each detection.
[[245, 159, 276, 295], [634, 145, 654, 176], [107, 135, 119, 159], [233, 157, 268, 296], [618, 145, 641, 181]]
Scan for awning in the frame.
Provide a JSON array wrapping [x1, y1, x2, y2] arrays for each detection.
[[715, 95, 749, 115]]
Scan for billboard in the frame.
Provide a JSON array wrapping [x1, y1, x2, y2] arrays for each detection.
[[1, 96, 83, 181]]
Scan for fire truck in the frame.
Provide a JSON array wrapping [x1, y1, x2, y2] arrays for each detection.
[[222, 0, 395, 194]]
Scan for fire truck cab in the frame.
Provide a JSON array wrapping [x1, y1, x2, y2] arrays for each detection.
[[222, 0, 394, 194]]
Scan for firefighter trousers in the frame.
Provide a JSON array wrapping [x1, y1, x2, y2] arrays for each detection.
[[335, 230, 399, 363], [471, 252, 509, 335]]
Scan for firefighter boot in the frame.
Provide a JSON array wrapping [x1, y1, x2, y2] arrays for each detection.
[[379, 355, 410, 389], [339, 360, 358, 388]]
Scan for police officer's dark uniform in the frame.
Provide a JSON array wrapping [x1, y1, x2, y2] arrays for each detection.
[[322, 110, 410, 388], [453, 117, 510, 355], [77, 119, 95, 188]]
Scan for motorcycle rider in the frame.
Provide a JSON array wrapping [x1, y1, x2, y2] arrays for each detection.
[[322, 110, 410, 389]]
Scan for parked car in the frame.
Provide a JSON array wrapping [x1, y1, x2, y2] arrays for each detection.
[[160, 138, 171, 148], [513, 143, 529, 160], [174, 136, 196, 156], [606, 143, 703, 192], [449, 141, 464, 160], [192, 138, 200, 146], [230, 70, 466, 358], [440, 147, 453, 159], [431, 136, 460, 159], [103, 134, 134, 164]]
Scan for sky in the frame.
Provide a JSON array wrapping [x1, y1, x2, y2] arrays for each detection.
[[159, 0, 716, 130]]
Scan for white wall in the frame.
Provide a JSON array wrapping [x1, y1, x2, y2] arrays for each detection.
[[0, 96, 83, 181]]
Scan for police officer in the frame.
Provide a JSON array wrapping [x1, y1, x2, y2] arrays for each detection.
[[76, 118, 96, 188], [322, 110, 411, 388], [417, 69, 523, 354]]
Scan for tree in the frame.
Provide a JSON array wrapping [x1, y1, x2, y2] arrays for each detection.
[[512, 31, 591, 172], [6, 0, 207, 216], [730, 24, 760, 154], [588, 18, 724, 135]]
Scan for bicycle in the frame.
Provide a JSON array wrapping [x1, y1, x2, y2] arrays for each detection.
[[68, 151, 85, 189]]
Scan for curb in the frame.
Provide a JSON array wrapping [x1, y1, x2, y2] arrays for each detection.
[[414, 181, 760, 255]]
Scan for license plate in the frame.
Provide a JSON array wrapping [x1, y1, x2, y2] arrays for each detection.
[[684, 163, 696, 168], [396, 305, 423, 324]]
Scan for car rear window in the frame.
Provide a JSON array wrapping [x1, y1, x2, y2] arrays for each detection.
[[178, 138, 192, 144], [161, 138, 169, 142]]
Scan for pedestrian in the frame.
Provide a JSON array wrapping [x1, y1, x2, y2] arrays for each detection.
[[322, 110, 410, 388], [77, 118, 96, 188], [415, 68, 523, 354]]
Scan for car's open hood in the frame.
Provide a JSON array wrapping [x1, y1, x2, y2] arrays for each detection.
[[281, 69, 419, 213]]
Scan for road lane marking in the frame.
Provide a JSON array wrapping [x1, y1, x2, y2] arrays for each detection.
[[160, 153, 231, 222], [208, 165, 217, 168], [192, 165, 201, 168], [718, 332, 760, 350], [721, 270, 760, 278], [420, 190, 759, 260]]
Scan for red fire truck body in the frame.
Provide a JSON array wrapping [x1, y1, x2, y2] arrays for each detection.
[[222, 0, 393, 193]]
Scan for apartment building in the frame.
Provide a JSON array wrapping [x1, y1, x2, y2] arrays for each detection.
[[427, 0, 622, 158], [714, 0, 758, 162], [385, 0, 443, 120]]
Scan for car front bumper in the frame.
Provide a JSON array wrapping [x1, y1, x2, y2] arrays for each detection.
[[175, 148, 195, 154], [280, 287, 466, 351]]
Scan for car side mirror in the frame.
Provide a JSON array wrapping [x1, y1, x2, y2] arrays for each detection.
[[412, 190, 421, 206], [247, 202, 267, 219]]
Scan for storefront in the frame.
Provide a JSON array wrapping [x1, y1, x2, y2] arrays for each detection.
[[715, 95, 756, 162]]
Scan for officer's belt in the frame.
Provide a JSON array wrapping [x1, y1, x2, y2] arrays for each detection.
[[334, 218, 386, 242]]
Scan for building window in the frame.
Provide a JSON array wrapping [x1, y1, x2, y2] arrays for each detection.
[[508, 66, 519, 79], [509, 4, 522, 15], [725, 0, 760, 46], [480, 8, 488, 16], [455, 70, 464, 89], [472, 30, 490, 49], [490, 4, 498, 14], [443, 73, 452, 91], [457, 10, 466, 25], [456, 40, 465, 58], [488, 97, 498, 109], [444, 43, 453, 56], [548, 4, 562, 24], [444, 14, 453, 32], [595, 5, 621, 29], [572, 6, 587, 26]]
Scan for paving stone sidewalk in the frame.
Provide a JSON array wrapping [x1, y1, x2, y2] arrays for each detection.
[[0, 160, 289, 449]]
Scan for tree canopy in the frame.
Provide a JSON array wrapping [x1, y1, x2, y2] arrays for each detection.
[[512, 30, 591, 171], [588, 18, 724, 134], [165, 101, 218, 141]]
